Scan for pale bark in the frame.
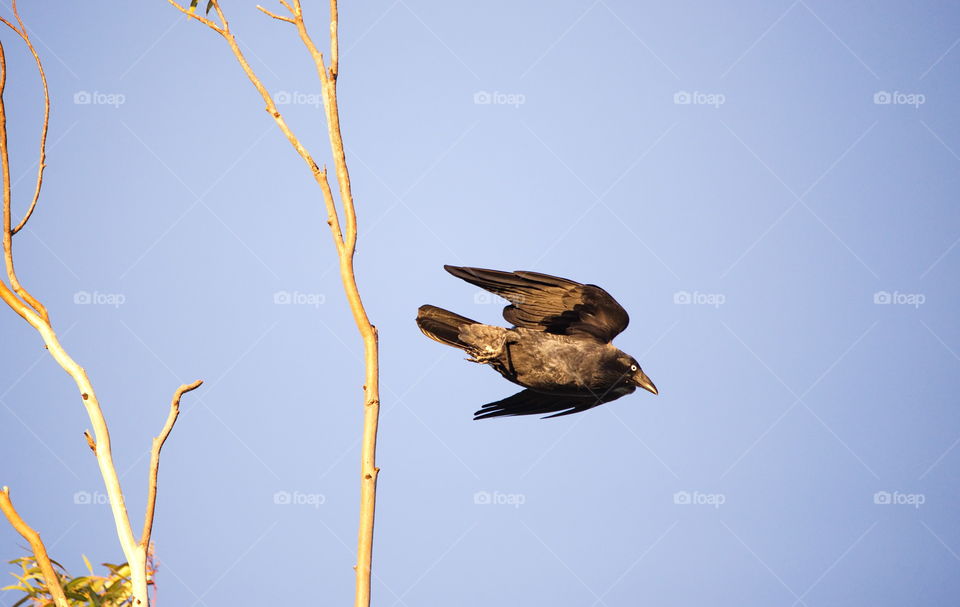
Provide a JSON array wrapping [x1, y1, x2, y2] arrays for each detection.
[[170, 2, 382, 604]]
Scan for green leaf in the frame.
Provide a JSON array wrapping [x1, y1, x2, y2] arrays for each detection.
[[1, 583, 30, 592], [64, 576, 91, 592], [187, 0, 214, 15], [85, 587, 103, 607], [65, 590, 90, 601]]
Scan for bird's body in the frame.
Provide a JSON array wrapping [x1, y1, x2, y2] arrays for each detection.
[[459, 324, 630, 393], [417, 266, 658, 420]]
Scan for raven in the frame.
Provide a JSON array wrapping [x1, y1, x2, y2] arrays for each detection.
[[416, 265, 658, 420]]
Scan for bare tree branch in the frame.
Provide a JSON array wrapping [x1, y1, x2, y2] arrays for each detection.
[[1, 11, 204, 605], [0, 0, 50, 234], [141, 379, 203, 547], [256, 5, 295, 24], [0, 41, 48, 323], [168, 0, 225, 33], [169, 0, 347, 251], [1, 89, 141, 587], [0, 1, 49, 236], [0, 487, 69, 607], [171, 2, 382, 604]]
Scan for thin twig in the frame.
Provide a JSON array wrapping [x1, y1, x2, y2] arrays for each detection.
[[141, 380, 203, 547], [0, 41, 48, 323], [0, 487, 70, 607], [168, 0, 346, 250], [169, 0, 224, 34], [289, 1, 357, 253], [328, 0, 339, 78], [0, 1, 48, 236], [256, 5, 295, 24]]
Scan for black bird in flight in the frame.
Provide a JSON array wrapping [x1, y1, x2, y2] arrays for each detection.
[[417, 265, 658, 420]]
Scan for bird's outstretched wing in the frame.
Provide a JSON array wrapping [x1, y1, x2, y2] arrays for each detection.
[[444, 265, 629, 343], [474, 389, 603, 420]]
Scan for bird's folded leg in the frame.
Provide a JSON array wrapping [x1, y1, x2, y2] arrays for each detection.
[[465, 332, 507, 364]]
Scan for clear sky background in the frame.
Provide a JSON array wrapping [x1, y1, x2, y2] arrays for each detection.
[[1, 1, 959, 605]]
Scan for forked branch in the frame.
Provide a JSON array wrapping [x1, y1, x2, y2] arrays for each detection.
[[168, 0, 346, 252], [0, 0, 48, 236], [0, 6, 203, 605], [0, 39, 47, 323], [169, 1, 382, 605]]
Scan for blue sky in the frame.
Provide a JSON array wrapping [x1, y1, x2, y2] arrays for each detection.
[[1, 1, 959, 605]]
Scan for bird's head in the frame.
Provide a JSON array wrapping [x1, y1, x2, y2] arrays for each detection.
[[619, 356, 658, 395]]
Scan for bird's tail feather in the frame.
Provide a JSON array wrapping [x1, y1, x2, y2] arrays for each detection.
[[416, 305, 478, 350]]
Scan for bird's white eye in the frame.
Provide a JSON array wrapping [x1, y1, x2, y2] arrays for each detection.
[[630, 365, 638, 372]]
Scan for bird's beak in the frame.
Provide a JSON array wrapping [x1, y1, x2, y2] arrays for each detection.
[[633, 369, 658, 395]]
